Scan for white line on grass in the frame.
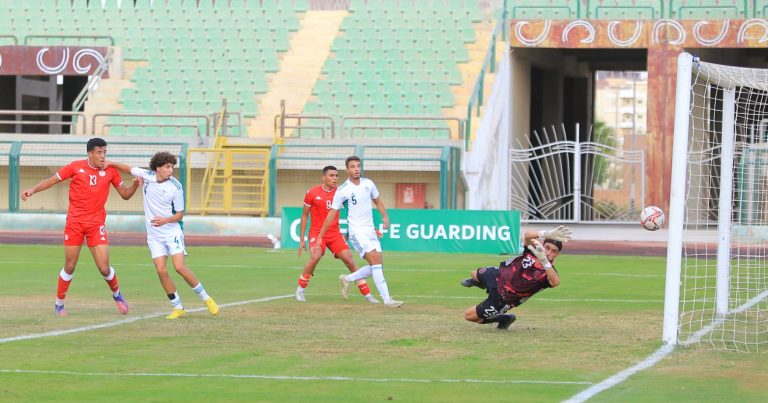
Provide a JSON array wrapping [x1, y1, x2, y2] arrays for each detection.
[[0, 295, 292, 345], [564, 288, 768, 402], [0, 369, 593, 385], [562, 344, 674, 403]]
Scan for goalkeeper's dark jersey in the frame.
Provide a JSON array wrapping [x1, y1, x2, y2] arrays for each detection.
[[496, 250, 557, 305]]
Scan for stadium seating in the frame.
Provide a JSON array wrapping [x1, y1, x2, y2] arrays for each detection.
[[303, 0, 483, 139], [2, 0, 302, 137]]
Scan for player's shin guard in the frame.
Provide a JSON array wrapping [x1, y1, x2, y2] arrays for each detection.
[[56, 269, 73, 304], [103, 266, 120, 297], [298, 274, 312, 288], [358, 282, 371, 296]]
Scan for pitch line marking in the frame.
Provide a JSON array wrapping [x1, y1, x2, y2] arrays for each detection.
[[0, 369, 593, 386], [562, 344, 675, 403], [315, 293, 662, 303], [564, 287, 768, 401], [0, 295, 292, 345]]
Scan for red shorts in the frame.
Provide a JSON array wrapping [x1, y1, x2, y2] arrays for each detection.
[[309, 231, 349, 257], [64, 221, 109, 247]]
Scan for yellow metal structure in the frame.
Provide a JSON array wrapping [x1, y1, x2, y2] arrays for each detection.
[[187, 105, 272, 216]]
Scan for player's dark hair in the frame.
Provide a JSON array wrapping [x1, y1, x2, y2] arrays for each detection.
[[149, 151, 177, 171], [322, 165, 337, 174], [87, 137, 107, 152], [544, 239, 563, 252], [345, 155, 361, 168]]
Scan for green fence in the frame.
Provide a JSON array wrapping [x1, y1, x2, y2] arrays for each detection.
[[268, 143, 463, 216], [282, 207, 521, 254], [2, 140, 188, 213]]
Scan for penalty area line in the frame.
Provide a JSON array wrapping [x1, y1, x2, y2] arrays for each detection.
[[0, 295, 292, 345], [0, 369, 593, 386]]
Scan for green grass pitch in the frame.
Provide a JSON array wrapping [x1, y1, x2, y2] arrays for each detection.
[[1, 244, 766, 402]]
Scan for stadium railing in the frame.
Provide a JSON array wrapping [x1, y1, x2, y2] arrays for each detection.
[[267, 143, 463, 216], [4, 140, 187, 213], [466, 6, 506, 151], [0, 110, 88, 135]]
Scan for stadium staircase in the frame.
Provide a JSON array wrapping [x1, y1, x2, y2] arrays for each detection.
[[195, 135, 271, 217], [246, 10, 347, 138]]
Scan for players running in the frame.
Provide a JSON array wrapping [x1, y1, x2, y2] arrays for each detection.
[[461, 226, 572, 329], [296, 165, 378, 303], [125, 152, 219, 319], [314, 156, 404, 308], [21, 138, 140, 316]]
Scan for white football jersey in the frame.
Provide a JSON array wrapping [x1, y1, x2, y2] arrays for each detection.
[[132, 167, 185, 239], [331, 177, 379, 233]]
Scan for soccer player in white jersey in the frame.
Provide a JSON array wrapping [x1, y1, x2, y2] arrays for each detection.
[[128, 152, 219, 319], [314, 156, 404, 307]]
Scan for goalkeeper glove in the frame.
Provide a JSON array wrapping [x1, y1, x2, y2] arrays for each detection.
[[527, 239, 553, 269], [538, 225, 572, 242]]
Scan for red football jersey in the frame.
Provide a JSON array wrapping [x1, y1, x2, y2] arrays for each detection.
[[303, 184, 340, 234], [496, 250, 555, 304], [57, 160, 122, 224]]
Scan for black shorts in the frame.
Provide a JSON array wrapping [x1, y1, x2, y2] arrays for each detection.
[[474, 267, 512, 319]]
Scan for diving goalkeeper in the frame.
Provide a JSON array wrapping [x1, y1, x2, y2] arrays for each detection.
[[460, 226, 572, 330]]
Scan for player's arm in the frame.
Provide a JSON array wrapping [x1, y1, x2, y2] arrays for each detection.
[[151, 210, 183, 227], [115, 176, 142, 200], [315, 208, 337, 243], [21, 175, 60, 201], [372, 197, 390, 229], [298, 205, 311, 256], [527, 239, 560, 287], [523, 226, 573, 247], [104, 160, 133, 174]]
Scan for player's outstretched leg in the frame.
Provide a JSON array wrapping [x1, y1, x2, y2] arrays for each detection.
[[54, 304, 68, 317], [496, 314, 517, 330], [165, 291, 185, 320], [339, 274, 350, 300], [113, 292, 129, 315], [296, 274, 311, 302]]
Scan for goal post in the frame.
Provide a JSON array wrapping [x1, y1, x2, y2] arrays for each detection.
[[663, 52, 768, 352]]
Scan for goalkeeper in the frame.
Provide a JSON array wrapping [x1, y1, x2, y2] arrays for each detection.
[[460, 226, 572, 330]]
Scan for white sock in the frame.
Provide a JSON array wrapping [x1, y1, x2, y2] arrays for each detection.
[[346, 265, 372, 282], [60, 269, 73, 282], [193, 283, 209, 301], [370, 264, 391, 301], [168, 291, 184, 310], [103, 267, 120, 297]]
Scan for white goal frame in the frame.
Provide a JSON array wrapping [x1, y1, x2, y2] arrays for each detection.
[[663, 52, 768, 351]]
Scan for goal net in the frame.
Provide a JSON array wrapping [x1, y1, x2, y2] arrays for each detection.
[[664, 53, 768, 352]]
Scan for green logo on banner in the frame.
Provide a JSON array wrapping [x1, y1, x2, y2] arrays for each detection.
[[281, 208, 520, 254]]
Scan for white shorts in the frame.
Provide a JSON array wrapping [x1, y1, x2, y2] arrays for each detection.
[[148, 234, 188, 259], [347, 228, 382, 259]]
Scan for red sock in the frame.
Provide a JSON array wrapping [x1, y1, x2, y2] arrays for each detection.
[[298, 274, 312, 288], [358, 283, 371, 296], [104, 268, 120, 293], [57, 274, 72, 300]]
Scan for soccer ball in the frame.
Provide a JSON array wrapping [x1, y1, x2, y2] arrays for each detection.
[[640, 206, 665, 231]]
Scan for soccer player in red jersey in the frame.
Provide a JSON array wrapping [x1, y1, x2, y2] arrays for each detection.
[[461, 226, 572, 329], [296, 165, 377, 303], [21, 138, 141, 316]]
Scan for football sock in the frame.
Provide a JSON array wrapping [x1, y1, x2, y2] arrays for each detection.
[[103, 266, 120, 297], [56, 269, 73, 305], [370, 264, 391, 301], [358, 282, 371, 296], [346, 265, 371, 282], [193, 283, 209, 301], [297, 274, 312, 288], [168, 291, 184, 310], [480, 316, 503, 324]]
